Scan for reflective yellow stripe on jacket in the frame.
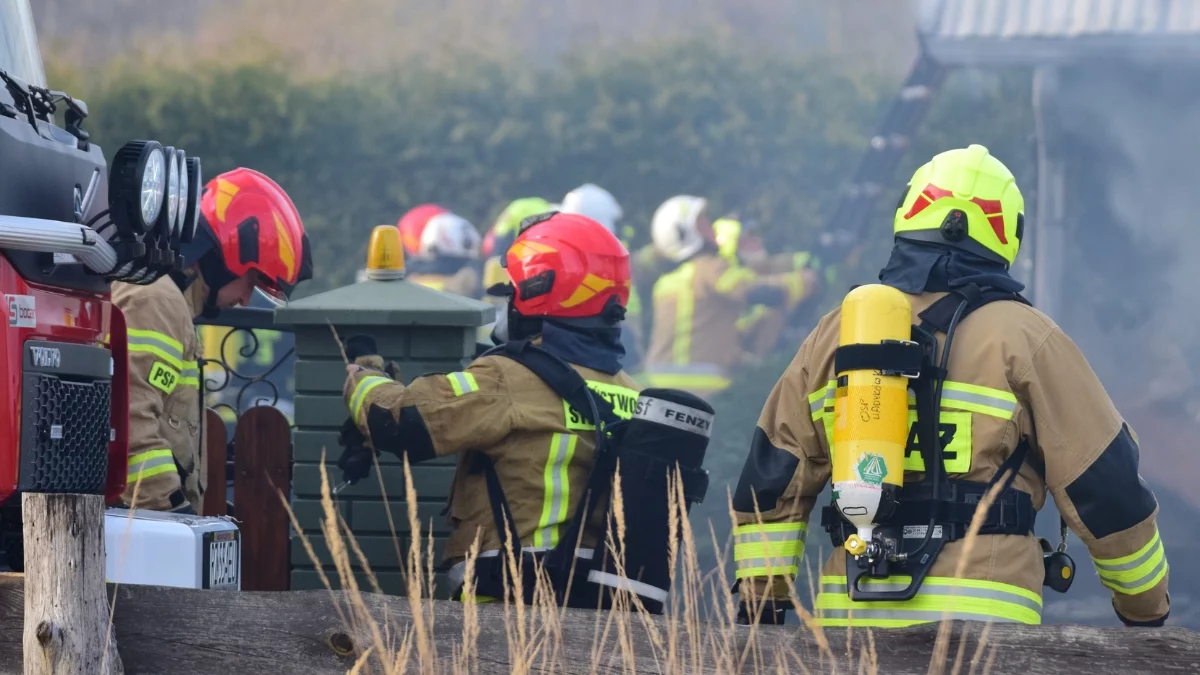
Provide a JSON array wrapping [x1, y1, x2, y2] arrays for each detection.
[[808, 379, 1018, 473], [535, 379, 638, 547], [653, 262, 697, 366], [533, 432, 579, 548], [815, 575, 1042, 627], [128, 449, 176, 483], [733, 522, 806, 579], [350, 375, 392, 424], [1094, 529, 1168, 595], [127, 328, 185, 370]]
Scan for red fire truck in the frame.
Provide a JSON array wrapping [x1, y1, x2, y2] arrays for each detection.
[[0, 0, 240, 590]]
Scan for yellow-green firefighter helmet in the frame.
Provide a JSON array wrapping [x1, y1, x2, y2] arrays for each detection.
[[893, 144, 1025, 266]]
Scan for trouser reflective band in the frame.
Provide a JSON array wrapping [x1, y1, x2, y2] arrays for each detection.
[[815, 575, 1042, 627], [1095, 529, 1169, 595], [128, 449, 177, 482], [642, 364, 731, 392], [733, 522, 806, 579]]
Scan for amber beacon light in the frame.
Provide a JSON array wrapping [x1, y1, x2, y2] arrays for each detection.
[[365, 224, 406, 280]]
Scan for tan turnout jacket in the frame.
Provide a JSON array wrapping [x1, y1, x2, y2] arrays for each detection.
[[112, 276, 206, 512], [344, 351, 641, 569], [733, 290, 1170, 627]]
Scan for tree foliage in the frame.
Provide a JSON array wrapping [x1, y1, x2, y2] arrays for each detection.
[[50, 41, 890, 293]]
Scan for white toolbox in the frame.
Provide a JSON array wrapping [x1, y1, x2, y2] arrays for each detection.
[[104, 508, 241, 590]]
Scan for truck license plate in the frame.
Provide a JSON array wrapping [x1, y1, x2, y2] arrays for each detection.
[[203, 531, 240, 590]]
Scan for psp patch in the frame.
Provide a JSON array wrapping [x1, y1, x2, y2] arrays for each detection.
[[148, 361, 180, 395]]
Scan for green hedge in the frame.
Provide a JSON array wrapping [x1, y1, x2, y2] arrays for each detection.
[[50, 41, 890, 294]]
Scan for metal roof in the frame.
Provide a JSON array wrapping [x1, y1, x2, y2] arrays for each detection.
[[919, 0, 1200, 65]]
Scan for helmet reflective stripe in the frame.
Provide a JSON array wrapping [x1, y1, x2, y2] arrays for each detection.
[[561, 183, 623, 233], [651, 195, 707, 262], [893, 144, 1025, 266], [418, 212, 480, 259]]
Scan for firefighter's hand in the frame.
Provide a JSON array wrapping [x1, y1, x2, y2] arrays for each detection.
[[337, 417, 377, 486], [167, 489, 196, 516], [344, 334, 379, 362]]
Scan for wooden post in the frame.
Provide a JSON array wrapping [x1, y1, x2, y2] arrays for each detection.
[[21, 493, 122, 675], [234, 406, 292, 591], [202, 408, 229, 517]]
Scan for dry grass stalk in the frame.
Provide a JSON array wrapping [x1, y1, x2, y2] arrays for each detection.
[[926, 476, 1010, 675], [967, 622, 992, 675]]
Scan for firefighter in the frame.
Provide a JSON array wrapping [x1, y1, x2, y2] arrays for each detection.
[[479, 197, 554, 338], [643, 196, 814, 399], [732, 145, 1169, 628], [337, 212, 648, 607], [405, 210, 482, 297], [397, 203, 450, 258], [714, 216, 827, 359], [114, 168, 313, 514], [560, 183, 645, 372]]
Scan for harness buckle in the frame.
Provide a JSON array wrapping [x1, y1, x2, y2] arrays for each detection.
[[879, 339, 921, 378]]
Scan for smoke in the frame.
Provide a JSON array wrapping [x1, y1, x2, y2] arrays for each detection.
[[1046, 67, 1200, 414]]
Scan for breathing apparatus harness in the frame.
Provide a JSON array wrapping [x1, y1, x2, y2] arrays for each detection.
[[820, 282, 1074, 601], [463, 339, 712, 612]]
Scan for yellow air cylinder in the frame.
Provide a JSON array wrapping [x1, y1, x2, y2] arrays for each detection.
[[832, 284, 912, 555]]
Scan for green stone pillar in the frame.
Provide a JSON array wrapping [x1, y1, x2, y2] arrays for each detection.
[[275, 277, 493, 596]]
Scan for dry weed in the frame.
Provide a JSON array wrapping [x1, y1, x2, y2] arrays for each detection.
[[272, 449, 1021, 674]]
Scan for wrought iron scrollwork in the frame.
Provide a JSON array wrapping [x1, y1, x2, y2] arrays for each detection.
[[200, 326, 295, 417]]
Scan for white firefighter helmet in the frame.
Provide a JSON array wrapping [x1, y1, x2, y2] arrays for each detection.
[[561, 183, 623, 234], [418, 212, 481, 259], [651, 195, 708, 262]]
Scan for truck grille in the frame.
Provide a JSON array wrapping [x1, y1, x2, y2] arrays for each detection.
[[19, 374, 112, 494]]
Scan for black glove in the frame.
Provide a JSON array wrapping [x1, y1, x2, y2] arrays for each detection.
[[337, 417, 377, 486], [167, 489, 196, 515], [344, 334, 379, 362]]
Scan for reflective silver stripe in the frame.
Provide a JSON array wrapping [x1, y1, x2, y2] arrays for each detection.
[[940, 388, 1016, 413], [588, 570, 669, 602], [819, 609, 1023, 623], [450, 371, 476, 395], [735, 556, 799, 571], [126, 333, 184, 361], [128, 453, 176, 476], [734, 529, 806, 546], [1100, 558, 1168, 592], [809, 394, 826, 415], [1095, 538, 1162, 573], [821, 582, 1041, 614]]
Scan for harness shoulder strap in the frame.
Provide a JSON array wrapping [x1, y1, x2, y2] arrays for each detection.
[[917, 284, 1031, 334], [487, 340, 621, 428]]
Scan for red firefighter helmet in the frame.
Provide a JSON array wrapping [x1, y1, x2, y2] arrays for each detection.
[[503, 212, 630, 319], [198, 168, 313, 300], [397, 203, 447, 255]]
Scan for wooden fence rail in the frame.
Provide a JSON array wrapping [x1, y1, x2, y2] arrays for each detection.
[[0, 574, 1196, 674]]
